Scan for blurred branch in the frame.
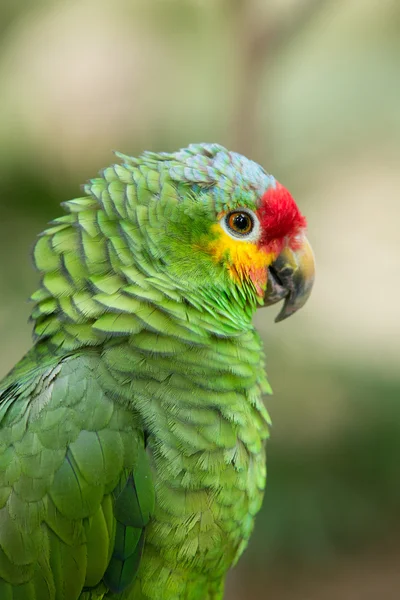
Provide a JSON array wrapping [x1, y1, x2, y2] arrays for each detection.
[[230, 0, 333, 158]]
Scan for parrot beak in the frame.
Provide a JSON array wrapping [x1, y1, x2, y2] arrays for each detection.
[[263, 235, 315, 322]]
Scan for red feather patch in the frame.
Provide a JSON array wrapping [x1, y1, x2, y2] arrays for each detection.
[[257, 182, 307, 252]]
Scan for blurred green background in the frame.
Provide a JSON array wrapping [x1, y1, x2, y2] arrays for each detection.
[[1, 1, 399, 598]]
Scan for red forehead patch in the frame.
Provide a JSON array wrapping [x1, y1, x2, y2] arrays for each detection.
[[257, 181, 307, 250]]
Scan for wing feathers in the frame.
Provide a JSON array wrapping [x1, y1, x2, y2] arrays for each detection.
[[0, 353, 154, 599]]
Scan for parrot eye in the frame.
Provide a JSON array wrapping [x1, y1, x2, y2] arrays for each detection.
[[221, 208, 260, 241], [228, 212, 253, 234]]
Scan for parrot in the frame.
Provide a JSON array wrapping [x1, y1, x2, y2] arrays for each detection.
[[0, 143, 314, 600]]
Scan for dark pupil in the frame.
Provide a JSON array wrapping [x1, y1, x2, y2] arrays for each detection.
[[233, 213, 250, 231]]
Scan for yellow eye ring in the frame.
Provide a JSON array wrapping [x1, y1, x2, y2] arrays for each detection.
[[226, 211, 253, 235]]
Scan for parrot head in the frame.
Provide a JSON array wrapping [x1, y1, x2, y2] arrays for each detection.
[[134, 143, 315, 323], [31, 143, 315, 347]]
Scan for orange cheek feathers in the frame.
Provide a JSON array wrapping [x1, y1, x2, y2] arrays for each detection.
[[207, 224, 274, 296]]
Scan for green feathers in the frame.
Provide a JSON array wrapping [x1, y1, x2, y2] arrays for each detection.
[[30, 144, 276, 354], [0, 144, 276, 599], [105, 446, 155, 594], [0, 353, 154, 599]]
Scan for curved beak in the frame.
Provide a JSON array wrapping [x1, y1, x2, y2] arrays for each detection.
[[263, 235, 315, 322]]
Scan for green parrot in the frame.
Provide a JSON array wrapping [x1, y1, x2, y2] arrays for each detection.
[[0, 143, 314, 600]]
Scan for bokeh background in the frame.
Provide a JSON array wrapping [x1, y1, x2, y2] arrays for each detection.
[[1, 0, 399, 598]]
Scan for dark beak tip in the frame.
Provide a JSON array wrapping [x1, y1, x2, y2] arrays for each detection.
[[274, 304, 294, 323], [274, 313, 286, 324]]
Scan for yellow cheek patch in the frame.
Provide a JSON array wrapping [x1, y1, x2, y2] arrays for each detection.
[[207, 224, 275, 294]]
